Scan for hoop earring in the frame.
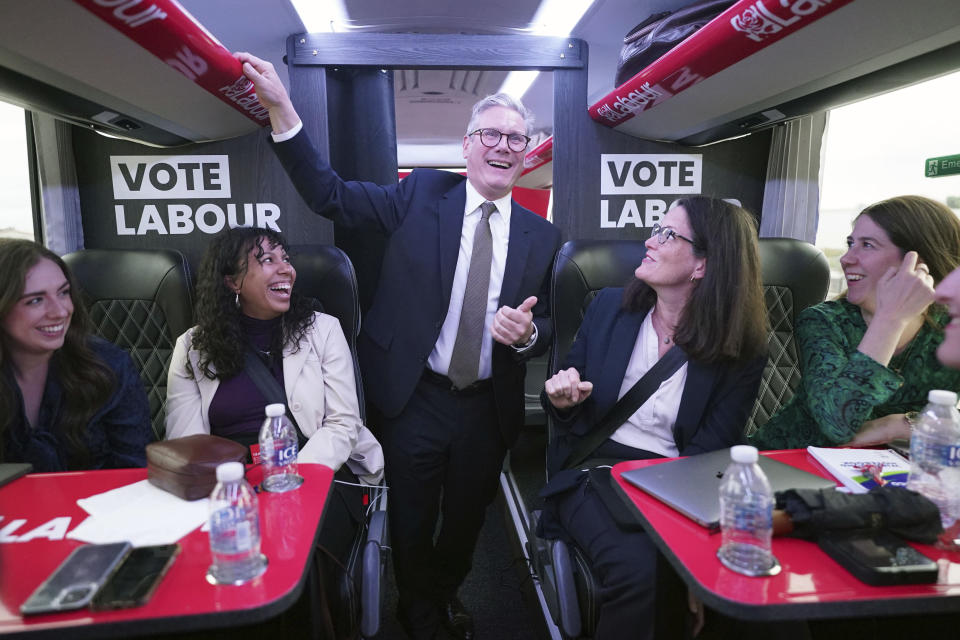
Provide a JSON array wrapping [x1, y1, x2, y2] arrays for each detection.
[[690, 275, 696, 283]]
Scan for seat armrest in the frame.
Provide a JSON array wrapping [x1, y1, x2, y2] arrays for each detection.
[[551, 539, 582, 639]]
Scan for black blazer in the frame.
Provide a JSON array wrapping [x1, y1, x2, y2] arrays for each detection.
[[545, 288, 766, 475], [272, 131, 561, 446]]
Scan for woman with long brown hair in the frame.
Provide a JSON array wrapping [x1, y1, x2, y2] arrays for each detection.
[[752, 195, 960, 449], [0, 239, 151, 471], [540, 196, 768, 639]]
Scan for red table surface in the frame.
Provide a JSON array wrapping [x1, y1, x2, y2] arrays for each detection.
[[612, 450, 960, 620], [0, 463, 333, 637]]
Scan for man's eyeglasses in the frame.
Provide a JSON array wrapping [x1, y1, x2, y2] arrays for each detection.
[[650, 223, 695, 246], [469, 128, 531, 152]]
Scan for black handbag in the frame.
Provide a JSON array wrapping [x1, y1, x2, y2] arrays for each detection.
[[615, 0, 736, 87]]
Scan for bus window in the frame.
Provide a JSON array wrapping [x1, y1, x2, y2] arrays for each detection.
[[818, 70, 960, 296], [0, 100, 33, 240]]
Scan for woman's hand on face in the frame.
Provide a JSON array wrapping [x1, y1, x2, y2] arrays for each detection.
[[544, 367, 593, 410], [874, 251, 935, 322]]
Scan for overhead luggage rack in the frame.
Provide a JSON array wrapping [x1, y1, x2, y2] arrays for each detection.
[[589, 0, 960, 145], [0, 0, 273, 146], [517, 136, 553, 190]]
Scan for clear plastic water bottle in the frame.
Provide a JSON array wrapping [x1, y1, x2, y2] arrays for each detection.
[[258, 403, 301, 493], [717, 445, 777, 576], [907, 390, 960, 529], [207, 461, 267, 585]]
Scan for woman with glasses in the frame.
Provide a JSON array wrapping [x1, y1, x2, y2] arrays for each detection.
[[752, 195, 960, 450], [538, 196, 768, 640]]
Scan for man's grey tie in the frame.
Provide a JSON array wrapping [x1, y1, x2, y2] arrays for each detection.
[[447, 201, 495, 389]]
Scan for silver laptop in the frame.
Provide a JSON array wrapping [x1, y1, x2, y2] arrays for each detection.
[[0, 462, 32, 488], [621, 448, 836, 530]]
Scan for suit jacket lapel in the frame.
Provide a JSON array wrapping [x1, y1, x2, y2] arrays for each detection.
[[282, 340, 309, 405], [674, 360, 715, 451], [499, 202, 532, 308], [438, 182, 466, 299], [593, 310, 645, 414]]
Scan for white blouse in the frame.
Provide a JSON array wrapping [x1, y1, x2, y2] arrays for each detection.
[[609, 311, 688, 457]]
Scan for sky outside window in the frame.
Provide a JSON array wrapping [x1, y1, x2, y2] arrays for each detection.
[[818, 70, 960, 294], [0, 100, 33, 239]]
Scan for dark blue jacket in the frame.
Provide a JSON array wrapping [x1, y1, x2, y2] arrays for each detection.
[[4, 337, 151, 471], [545, 288, 766, 475], [272, 131, 561, 446]]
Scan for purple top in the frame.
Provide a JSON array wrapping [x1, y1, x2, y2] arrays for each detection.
[[208, 315, 284, 445]]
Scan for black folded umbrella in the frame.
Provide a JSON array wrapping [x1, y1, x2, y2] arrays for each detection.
[[775, 485, 944, 544]]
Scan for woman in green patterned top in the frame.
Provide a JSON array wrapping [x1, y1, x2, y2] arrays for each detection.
[[751, 196, 960, 450]]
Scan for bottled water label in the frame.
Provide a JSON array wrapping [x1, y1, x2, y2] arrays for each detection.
[[275, 443, 297, 466], [261, 438, 302, 493], [235, 519, 252, 552], [912, 439, 960, 471], [261, 440, 297, 466], [730, 502, 772, 533], [210, 506, 257, 553]]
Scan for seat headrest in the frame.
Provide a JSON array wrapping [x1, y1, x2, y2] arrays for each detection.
[[290, 245, 360, 341]]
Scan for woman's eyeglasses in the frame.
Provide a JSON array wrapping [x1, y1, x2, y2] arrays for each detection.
[[650, 223, 695, 246]]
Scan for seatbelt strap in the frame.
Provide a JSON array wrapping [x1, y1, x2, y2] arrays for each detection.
[[243, 348, 308, 449], [563, 345, 687, 470]]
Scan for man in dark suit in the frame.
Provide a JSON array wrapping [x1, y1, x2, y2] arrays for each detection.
[[238, 52, 561, 640]]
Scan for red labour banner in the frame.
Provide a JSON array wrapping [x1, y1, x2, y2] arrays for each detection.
[[522, 136, 553, 177], [73, 0, 269, 126], [589, 0, 857, 127]]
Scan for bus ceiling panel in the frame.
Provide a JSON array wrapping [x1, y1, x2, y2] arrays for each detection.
[[590, 0, 960, 145], [288, 33, 586, 70], [0, 0, 263, 145]]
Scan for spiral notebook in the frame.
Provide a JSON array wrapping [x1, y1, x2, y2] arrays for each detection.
[[620, 448, 836, 529]]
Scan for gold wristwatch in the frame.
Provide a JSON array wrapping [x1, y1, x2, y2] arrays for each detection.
[[904, 411, 919, 431]]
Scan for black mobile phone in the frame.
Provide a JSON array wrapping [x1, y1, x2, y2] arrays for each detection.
[[817, 530, 938, 586], [91, 544, 180, 610], [20, 542, 132, 615]]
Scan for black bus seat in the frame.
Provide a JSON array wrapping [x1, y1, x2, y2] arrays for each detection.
[[746, 238, 831, 435], [62, 248, 194, 441], [537, 239, 647, 639], [533, 237, 831, 638], [292, 245, 388, 640]]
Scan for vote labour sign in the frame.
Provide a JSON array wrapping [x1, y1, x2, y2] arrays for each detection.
[[109, 155, 281, 235], [599, 154, 702, 229]]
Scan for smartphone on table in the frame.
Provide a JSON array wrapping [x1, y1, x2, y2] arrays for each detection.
[[20, 542, 132, 615], [91, 544, 180, 610], [817, 529, 938, 586]]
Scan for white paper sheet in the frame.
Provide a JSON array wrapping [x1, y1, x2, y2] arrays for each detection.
[[66, 480, 208, 546]]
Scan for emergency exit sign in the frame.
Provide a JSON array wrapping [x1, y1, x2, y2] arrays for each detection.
[[925, 154, 960, 178]]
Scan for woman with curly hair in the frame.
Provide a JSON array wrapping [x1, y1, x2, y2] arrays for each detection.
[[164, 225, 383, 483], [166, 226, 383, 638], [0, 239, 151, 471]]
